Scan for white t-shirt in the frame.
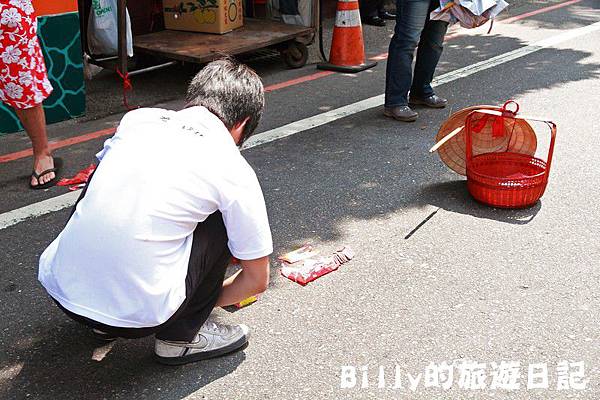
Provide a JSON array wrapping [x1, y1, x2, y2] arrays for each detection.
[[39, 106, 273, 328]]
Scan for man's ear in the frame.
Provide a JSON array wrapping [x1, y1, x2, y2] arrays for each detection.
[[230, 117, 250, 145]]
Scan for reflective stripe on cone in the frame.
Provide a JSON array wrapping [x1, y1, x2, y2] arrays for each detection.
[[317, 0, 377, 73]]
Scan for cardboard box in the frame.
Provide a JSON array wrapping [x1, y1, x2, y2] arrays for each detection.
[[163, 0, 243, 34]]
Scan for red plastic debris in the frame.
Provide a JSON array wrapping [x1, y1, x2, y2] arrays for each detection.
[[57, 164, 96, 190]]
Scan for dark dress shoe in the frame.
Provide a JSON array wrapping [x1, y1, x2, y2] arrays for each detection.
[[383, 106, 418, 122], [363, 16, 386, 27], [379, 10, 396, 20], [409, 94, 448, 108]]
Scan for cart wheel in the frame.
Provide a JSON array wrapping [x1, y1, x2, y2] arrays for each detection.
[[281, 41, 308, 69]]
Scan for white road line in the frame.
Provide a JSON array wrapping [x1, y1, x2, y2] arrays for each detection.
[[242, 95, 385, 149], [0, 191, 80, 230], [1, 20, 599, 231]]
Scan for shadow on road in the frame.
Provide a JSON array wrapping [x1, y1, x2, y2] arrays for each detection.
[[1, 318, 245, 399], [505, 1, 600, 30], [416, 180, 541, 225], [251, 34, 599, 251]]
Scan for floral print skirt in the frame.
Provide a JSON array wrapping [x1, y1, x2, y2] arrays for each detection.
[[0, 0, 52, 110]]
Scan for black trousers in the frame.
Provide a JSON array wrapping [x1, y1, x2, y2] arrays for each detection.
[[359, 0, 385, 18], [56, 171, 231, 342]]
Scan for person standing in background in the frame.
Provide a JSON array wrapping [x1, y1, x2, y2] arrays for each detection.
[[0, 0, 63, 188], [359, 0, 396, 27], [384, 0, 449, 122]]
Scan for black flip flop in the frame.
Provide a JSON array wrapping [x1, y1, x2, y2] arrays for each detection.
[[30, 157, 63, 190]]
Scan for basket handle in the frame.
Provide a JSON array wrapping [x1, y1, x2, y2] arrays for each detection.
[[464, 110, 482, 168], [501, 100, 519, 115], [544, 121, 557, 180], [465, 101, 519, 164], [465, 108, 558, 178]]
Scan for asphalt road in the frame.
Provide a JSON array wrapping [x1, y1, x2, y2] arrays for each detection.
[[1, 1, 599, 399]]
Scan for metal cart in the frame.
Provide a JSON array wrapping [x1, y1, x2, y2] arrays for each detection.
[[82, 0, 319, 78]]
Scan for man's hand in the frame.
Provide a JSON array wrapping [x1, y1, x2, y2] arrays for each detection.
[[216, 256, 269, 307]]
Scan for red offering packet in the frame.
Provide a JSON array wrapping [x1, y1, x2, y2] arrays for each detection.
[[280, 247, 354, 286]]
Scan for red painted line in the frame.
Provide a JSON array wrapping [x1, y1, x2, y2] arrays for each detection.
[[501, 0, 582, 24], [264, 70, 335, 92], [0, 127, 116, 163], [0, 0, 585, 164]]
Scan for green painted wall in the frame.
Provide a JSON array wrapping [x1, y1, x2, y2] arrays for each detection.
[[0, 12, 85, 135]]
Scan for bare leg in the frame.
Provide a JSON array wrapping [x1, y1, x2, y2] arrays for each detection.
[[15, 105, 55, 187]]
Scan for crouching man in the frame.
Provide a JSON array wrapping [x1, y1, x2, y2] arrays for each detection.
[[38, 58, 273, 365]]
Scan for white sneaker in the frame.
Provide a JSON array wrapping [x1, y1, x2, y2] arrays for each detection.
[[154, 320, 250, 365]]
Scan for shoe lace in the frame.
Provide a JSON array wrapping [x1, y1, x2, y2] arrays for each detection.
[[204, 320, 229, 335]]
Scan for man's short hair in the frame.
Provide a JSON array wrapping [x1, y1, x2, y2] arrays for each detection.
[[186, 58, 265, 143]]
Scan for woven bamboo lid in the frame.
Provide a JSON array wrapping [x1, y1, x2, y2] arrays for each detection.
[[434, 105, 538, 175]]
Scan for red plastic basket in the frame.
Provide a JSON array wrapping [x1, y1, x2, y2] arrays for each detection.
[[465, 101, 557, 208]]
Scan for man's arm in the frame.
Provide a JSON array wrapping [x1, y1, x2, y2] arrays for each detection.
[[216, 256, 269, 307]]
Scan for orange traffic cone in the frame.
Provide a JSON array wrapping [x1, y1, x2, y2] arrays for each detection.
[[317, 0, 377, 73]]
